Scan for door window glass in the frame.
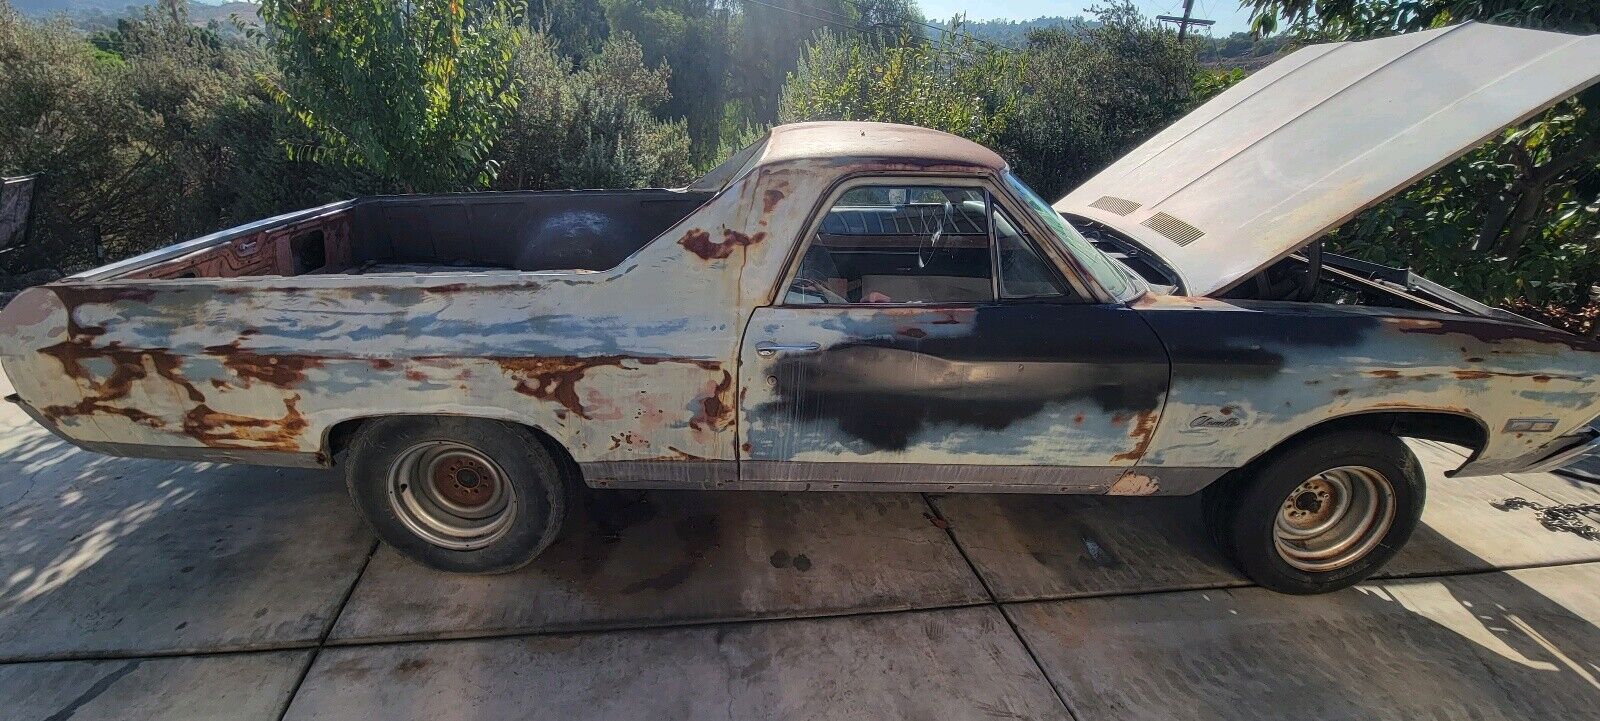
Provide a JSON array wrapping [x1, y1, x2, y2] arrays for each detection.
[[994, 207, 1067, 298], [787, 185, 994, 305]]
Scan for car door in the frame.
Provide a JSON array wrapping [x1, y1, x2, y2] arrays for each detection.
[[737, 178, 1170, 492]]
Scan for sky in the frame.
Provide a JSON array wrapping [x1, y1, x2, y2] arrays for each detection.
[[918, 0, 1258, 36]]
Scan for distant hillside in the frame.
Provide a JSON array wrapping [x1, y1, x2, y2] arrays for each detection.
[[956, 16, 1094, 47], [15, 1, 257, 28], [12, 0, 135, 12]]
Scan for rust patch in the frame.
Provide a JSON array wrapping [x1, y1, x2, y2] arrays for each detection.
[[645, 446, 705, 461], [678, 227, 766, 260], [369, 359, 396, 370], [182, 394, 308, 450], [1108, 472, 1160, 496], [609, 431, 650, 451], [1383, 318, 1444, 331], [1111, 410, 1160, 462], [763, 189, 786, 213], [1333, 388, 1351, 396], [203, 341, 324, 388], [1453, 369, 1571, 382], [37, 331, 312, 450], [494, 355, 721, 420], [38, 342, 201, 424], [1368, 370, 1403, 380], [496, 356, 633, 419], [896, 326, 928, 339], [690, 370, 736, 433]]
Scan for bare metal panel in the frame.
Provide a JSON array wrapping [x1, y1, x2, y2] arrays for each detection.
[[1056, 22, 1600, 296]]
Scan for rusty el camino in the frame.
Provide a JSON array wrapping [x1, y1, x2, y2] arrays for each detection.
[[2, 23, 1598, 593]]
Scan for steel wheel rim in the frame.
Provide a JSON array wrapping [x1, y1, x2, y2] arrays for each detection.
[[1273, 465, 1395, 572], [386, 441, 517, 550]]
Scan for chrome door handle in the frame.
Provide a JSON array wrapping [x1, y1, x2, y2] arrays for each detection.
[[755, 341, 820, 357]]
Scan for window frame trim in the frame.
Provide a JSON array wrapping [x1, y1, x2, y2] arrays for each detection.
[[990, 200, 1075, 301], [771, 173, 1098, 309]]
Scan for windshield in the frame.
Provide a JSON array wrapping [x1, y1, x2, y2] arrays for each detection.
[[1004, 173, 1136, 299]]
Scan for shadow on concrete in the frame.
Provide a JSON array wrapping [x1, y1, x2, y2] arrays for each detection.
[[1007, 518, 1600, 721], [0, 418, 372, 660]]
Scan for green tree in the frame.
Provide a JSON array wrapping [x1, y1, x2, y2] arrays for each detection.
[[257, 0, 524, 193], [528, 0, 610, 57], [494, 31, 692, 189], [778, 22, 1021, 147], [999, 2, 1199, 199], [1246, 0, 1599, 37], [0, 0, 324, 273], [602, 0, 734, 165], [1247, 0, 1600, 329]]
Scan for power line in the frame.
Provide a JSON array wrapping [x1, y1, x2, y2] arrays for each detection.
[[1157, 0, 1214, 42]]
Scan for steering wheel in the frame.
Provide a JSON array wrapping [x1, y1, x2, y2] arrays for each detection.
[[918, 197, 954, 269], [789, 277, 849, 304]]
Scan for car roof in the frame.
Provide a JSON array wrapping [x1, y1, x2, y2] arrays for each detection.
[[758, 122, 1007, 173]]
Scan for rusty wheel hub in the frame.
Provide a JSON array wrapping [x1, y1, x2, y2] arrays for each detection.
[[431, 454, 497, 508], [387, 441, 518, 550], [1273, 466, 1396, 573]]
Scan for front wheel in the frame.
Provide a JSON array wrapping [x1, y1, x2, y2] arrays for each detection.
[[344, 416, 569, 574], [1205, 430, 1425, 594]]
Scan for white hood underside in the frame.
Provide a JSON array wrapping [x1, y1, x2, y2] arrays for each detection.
[[1054, 22, 1600, 296]]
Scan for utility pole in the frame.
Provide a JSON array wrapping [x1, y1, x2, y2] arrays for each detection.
[[1158, 0, 1215, 43]]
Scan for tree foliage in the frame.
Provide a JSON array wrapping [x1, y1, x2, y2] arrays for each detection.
[[256, 0, 524, 192], [779, 22, 1020, 147], [494, 30, 692, 189], [999, 2, 1199, 199], [1246, 0, 1600, 37], [0, 0, 334, 272]]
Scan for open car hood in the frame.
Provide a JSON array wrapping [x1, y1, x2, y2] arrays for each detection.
[[1054, 22, 1600, 297]]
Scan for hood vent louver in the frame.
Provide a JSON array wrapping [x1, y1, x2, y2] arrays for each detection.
[[1141, 212, 1204, 247], [1088, 195, 1141, 216]]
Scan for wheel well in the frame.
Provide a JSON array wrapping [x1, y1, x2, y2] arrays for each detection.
[[1247, 411, 1487, 472], [322, 415, 585, 487]]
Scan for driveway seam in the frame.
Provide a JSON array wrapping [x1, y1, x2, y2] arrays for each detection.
[[9, 555, 1600, 668], [274, 537, 380, 721], [920, 493, 1084, 721]]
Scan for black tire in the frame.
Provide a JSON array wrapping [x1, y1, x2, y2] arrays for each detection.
[[1200, 468, 1243, 559], [1205, 430, 1425, 595], [344, 416, 568, 574]]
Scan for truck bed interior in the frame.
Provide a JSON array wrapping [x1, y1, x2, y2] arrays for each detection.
[[110, 190, 715, 281]]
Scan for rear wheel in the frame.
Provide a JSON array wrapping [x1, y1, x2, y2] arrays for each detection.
[[1205, 430, 1424, 594], [344, 416, 568, 574]]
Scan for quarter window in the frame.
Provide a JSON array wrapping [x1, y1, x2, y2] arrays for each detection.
[[994, 207, 1067, 299]]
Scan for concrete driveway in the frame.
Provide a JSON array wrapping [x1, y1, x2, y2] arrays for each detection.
[[2, 372, 1600, 720]]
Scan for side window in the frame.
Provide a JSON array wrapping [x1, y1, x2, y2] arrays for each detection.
[[994, 208, 1068, 299], [787, 185, 994, 305]]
